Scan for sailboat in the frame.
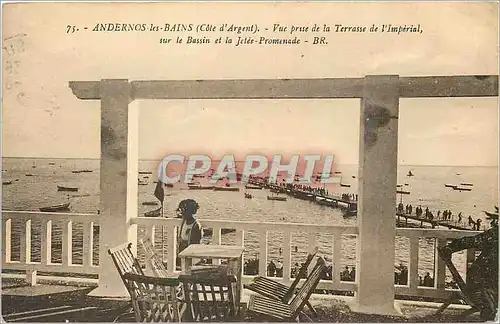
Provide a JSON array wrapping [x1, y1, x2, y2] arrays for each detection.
[[407, 170, 414, 177]]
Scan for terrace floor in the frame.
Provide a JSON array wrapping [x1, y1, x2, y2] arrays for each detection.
[[1, 277, 486, 323]]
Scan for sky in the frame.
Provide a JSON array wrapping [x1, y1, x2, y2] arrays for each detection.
[[2, 2, 499, 166]]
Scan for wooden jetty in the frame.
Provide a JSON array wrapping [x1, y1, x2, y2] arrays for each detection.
[[248, 179, 476, 231], [396, 212, 474, 230]]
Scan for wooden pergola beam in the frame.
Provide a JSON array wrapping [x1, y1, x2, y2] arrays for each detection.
[[69, 75, 498, 100]]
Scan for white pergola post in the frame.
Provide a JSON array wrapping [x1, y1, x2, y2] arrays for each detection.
[[87, 79, 139, 297], [353, 75, 400, 314]]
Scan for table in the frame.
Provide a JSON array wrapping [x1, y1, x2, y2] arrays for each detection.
[[179, 244, 244, 313]]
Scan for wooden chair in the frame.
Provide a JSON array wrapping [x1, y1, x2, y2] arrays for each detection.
[[122, 272, 185, 322], [108, 242, 146, 293], [247, 257, 326, 322], [178, 268, 239, 322], [108, 243, 147, 322], [140, 238, 169, 278], [244, 247, 319, 315]]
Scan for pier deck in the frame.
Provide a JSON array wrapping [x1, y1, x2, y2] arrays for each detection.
[[249, 180, 476, 231]]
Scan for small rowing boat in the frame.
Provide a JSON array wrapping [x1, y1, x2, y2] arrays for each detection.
[[267, 196, 287, 201], [453, 187, 472, 192], [139, 171, 152, 175], [40, 202, 71, 212], [340, 183, 351, 188], [444, 184, 457, 188], [214, 187, 240, 192], [188, 185, 215, 190], [57, 185, 78, 192], [142, 201, 159, 206], [245, 184, 262, 190], [460, 183, 473, 186], [343, 209, 357, 218], [2, 180, 12, 185], [144, 207, 162, 217]]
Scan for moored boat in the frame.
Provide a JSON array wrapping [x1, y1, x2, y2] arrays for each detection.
[[188, 185, 215, 190], [244, 193, 253, 199], [444, 184, 457, 188], [144, 207, 162, 217], [49, 162, 56, 165], [343, 209, 357, 218], [214, 187, 240, 192], [460, 183, 473, 186], [453, 186, 472, 192], [57, 185, 79, 192], [245, 184, 262, 190], [40, 202, 71, 212], [267, 196, 287, 201], [142, 201, 159, 206], [139, 171, 152, 175], [25, 173, 35, 177], [340, 183, 351, 188], [2, 180, 12, 185]]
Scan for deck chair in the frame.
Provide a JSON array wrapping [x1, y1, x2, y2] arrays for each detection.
[[108, 243, 147, 322], [244, 247, 319, 315], [108, 242, 146, 292], [140, 238, 169, 278], [122, 272, 185, 322], [247, 257, 326, 322], [178, 268, 239, 322], [436, 248, 497, 320]]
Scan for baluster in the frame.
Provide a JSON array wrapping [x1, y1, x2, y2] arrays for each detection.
[[145, 225, 156, 244], [211, 227, 221, 265], [307, 233, 316, 275], [166, 224, 177, 275], [19, 219, 27, 263], [435, 238, 447, 290], [259, 230, 268, 276], [82, 221, 94, 269], [332, 234, 341, 285], [143, 225, 155, 273], [61, 220, 73, 266], [409, 236, 419, 292], [40, 220, 52, 265], [2, 219, 12, 264], [283, 230, 292, 283], [235, 229, 245, 283], [24, 219, 36, 285], [25, 219, 32, 263]]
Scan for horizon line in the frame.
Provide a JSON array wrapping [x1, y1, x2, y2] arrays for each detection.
[[1, 156, 498, 168]]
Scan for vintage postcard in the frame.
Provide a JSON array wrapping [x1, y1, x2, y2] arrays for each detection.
[[1, 1, 499, 323]]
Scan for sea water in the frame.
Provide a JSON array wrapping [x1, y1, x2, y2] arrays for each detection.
[[2, 157, 498, 282]]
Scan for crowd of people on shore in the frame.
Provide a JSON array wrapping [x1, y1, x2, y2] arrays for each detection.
[[242, 258, 454, 288], [397, 202, 485, 230]]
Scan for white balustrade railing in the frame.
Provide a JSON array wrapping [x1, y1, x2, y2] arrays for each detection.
[[1, 210, 480, 300], [131, 217, 481, 300], [2, 210, 100, 284]]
